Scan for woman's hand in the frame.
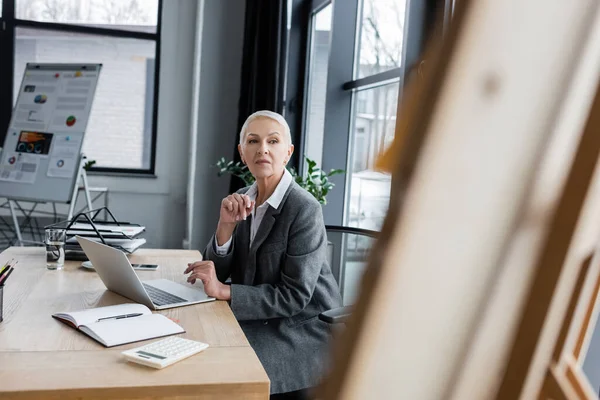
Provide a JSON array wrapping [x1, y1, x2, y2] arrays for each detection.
[[184, 260, 231, 300], [216, 194, 253, 246], [220, 193, 253, 224]]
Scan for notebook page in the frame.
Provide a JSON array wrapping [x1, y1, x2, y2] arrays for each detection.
[[53, 303, 151, 327], [81, 314, 184, 347]]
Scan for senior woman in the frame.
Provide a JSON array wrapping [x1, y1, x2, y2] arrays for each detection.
[[184, 110, 342, 399]]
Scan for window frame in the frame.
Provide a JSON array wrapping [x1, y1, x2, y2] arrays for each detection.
[[283, 0, 312, 170], [0, 0, 163, 176], [298, 0, 333, 176], [337, 0, 426, 229], [290, 0, 445, 227]]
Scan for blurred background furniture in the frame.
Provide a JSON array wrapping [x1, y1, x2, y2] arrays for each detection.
[[320, 225, 378, 324]]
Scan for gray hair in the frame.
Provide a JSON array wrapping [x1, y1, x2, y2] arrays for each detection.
[[239, 110, 292, 146]]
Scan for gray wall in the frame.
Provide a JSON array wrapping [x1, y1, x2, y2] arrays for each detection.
[[189, 0, 246, 250]]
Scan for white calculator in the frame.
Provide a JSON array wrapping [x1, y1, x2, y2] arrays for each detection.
[[122, 336, 209, 369]]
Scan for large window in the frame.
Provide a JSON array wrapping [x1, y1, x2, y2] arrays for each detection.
[[296, 0, 408, 230], [303, 3, 332, 173], [281, 0, 439, 305], [356, 0, 406, 79], [0, 0, 162, 174], [345, 0, 407, 230], [348, 82, 399, 230], [291, 0, 446, 231]]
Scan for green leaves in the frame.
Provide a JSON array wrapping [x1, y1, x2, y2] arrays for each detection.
[[83, 160, 97, 171], [214, 157, 255, 186], [297, 157, 344, 205], [213, 156, 345, 205]]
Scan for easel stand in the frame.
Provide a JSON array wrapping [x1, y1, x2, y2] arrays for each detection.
[[67, 155, 92, 222], [8, 155, 92, 246]]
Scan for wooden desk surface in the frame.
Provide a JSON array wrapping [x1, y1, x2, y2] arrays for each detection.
[[0, 247, 270, 399]]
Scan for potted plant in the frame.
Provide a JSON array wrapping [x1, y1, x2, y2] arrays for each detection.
[[83, 160, 96, 171], [214, 156, 344, 205]]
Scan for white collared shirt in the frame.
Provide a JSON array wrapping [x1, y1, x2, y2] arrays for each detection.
[[216, 169, 293, 254]]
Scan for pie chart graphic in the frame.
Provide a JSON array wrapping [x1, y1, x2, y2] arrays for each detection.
[[66, 116, 76, 127], [8, 156, 16, 165], [34, 94, 47, 104]]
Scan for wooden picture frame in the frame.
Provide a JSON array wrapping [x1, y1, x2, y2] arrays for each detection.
[[541, 251, 600, 399]]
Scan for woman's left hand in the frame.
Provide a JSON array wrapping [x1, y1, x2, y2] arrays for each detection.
[[184, 261, 231, 300]]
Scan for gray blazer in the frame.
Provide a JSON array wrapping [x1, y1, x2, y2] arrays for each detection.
[[204, 181, 342, 394]]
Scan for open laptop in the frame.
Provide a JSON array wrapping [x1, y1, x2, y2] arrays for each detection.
[[76, 236, 215, 310]]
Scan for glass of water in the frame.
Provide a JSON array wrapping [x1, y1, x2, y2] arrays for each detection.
[[45, 228, 66, 270]]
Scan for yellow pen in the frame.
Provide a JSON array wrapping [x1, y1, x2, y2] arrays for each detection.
[[0, 259, 15, 279]]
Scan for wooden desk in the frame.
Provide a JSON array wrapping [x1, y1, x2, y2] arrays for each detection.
[[0, 247, 270, 399]]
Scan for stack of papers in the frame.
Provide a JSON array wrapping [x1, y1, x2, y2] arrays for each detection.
[[66, 237, 146, 253], [64, 222, 146, 255], [67, 223, 145, 238]]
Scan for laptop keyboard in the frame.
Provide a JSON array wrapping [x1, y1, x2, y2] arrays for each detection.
[[143, 283, 187, 306]]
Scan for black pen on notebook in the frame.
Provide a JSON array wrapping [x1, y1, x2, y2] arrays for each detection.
[[97, 313, 143, 322]]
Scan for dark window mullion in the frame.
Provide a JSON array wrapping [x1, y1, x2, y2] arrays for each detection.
[[144, 0, 163, 175], [3, 0, 15, 19], [320, 0, 361, 226], [285, 0, 311, 171], [14, 18, 158, 40], [88, 167, 156, 176], [342, 67, 403, 91]]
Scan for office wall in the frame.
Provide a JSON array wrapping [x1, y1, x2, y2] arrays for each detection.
[[85, 0, 246, 249], [188, 0, 246, 250]]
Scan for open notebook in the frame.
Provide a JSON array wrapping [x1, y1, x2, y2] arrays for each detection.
[[52, 303, 184, 347]]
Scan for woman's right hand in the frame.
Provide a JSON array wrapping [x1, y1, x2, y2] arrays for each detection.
[[216, 194, 253, 246], [219, 193, 253, 224]]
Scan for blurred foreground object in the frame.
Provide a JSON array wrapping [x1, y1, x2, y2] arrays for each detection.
[[374, 58, 427, 173], [320, 0, 600, 399]]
